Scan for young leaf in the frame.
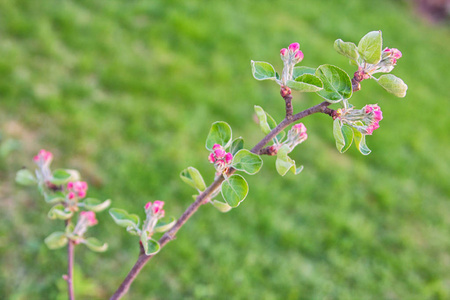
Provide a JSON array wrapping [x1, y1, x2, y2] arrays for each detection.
[[48, 204, 73, 220], [83, 198, 111, 212], [286, 74, 323, 92], [375, 74, 408, 97], [50, 169, 72, 185], [334, 39, 359, 64], [358, 30, 382, 64], [254, 105, 271, 134], [109, 208, 140, 229], [154, 216, 177, 233], [45, 232, 68, 249], [352, 128, 371, 155], [180, 167, 206, 191], [315, 65, 352, 103], [333, 119, 354, 153], [276, 145, 295, 176], [251, 60, 278, 81], [15, 169, 36, 186], [205, 121, 232, 151], [230, 138, 244, 156], [293, 66, 316, 79], [221, 174, 249, 207], [83, 237, 108, 252], [211, 200, 233, 213], [44, 192, 65, 204], [143, 238, 161, 256], [231, 149, 263, 175]]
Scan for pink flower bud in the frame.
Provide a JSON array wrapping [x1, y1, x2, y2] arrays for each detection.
[[294, 50, 304, 62], [300, 133, 308, 141], [145, 202, 152, 210], [280, 48, 288, 56], [292, 123, 307, 134], [383, 47, 391, 53], [288, 43, 300, 52], [67, 182, 74, 189], [159, 209, 165, 218], [152, 200, 165, 214], [81, 211, 98, 226], [77, 191, 86, 199], [373, 110, 383, 122], [224, 152, 233, 164], [68, 192, 75, 200], [214, 148, 226, 159], [391, 48, 402, 59], [33, 149, 53, 164], [212, 144, 222, 150], [208, 153, 215, 163]]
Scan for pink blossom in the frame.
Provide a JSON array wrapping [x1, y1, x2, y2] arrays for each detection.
[[67, 182, 74, 189], [152, 201, 165, 215], [288, 43, 300, 52], [292, 123, 307, 134], [214, 148, 226, 159], [68, 192, 75, 200], [212, 144, 222, 150], [373, 110, 383, 121], [280, 48, 288, 56], [81, 211, 98, 226], [33, 149, 53, 164], [391, 48, 402, 59], [224, 152, 233, 164], [294, 50, 304, 62], [145, 202, 152, 210], [300, 133, 308, 140], [208, 153, 215, 163]]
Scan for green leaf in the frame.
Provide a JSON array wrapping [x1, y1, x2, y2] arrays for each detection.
[[15, 169, 36, 186], [154, 216, 177, 233], [375, 74, 408, 97], [50, 169, 72, 185], [109, 208, 140, 229], [293, 66, 316, 79], [211, 200, 233, 213], [286, 74, 323, 92], [44, 192, 65, 204], [251, 60, 277, 81], [231, 149, 263, 175], [276, 145, 295, 176], [221, 174, 249, 207], [334, 39, 359, 64], [83, 237, 108, 252], [180, 167, 206, 191], [143, 238, 161, 256], [254, 106, 284, 142], [205, 121, 232, 151], [333, 119, 354, 153], [254, 105, 271, 134], [315, 65, 352, 103], [352, 128, 371, 155], [83, 198, 111, 212], [45, 232, 68, 249], [358, 31, 382, 64], [230, 137, 244, 156], [48, 204, 73, 220]]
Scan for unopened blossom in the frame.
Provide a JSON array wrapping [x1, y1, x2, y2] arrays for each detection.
[[33, 149, 53, 166], [337, 104, 383, 135], [285, 123, 308, 149], [280, 42, 305, 85], [208, 144, 233, 173], [67, 181, 88, 199], [145, 201, 165, 218], [80, 211, 98, 226]]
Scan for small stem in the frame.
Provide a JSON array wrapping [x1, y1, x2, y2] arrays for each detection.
[[67, 240, 75, 300], [110, 100, 333, 300]]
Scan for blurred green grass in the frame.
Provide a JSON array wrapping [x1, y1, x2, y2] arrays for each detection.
[[0, 0, 449, 299]]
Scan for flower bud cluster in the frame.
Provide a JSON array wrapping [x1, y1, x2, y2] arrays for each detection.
[[67, 181, 88, 200], [145, 200, 165, 218], [285, 123, 308, 150], [33, 149, 53, 183], [208, 144, 233, 174], [336, 104, 383, 135], [72, 211, 98, 240], [280, 42, 304, 85], [355, 47, 403, 82]]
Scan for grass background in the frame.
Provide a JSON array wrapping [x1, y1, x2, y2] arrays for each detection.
[[0, 0, 449, 299]]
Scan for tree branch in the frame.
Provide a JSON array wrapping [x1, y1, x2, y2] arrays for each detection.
[[110, 100, 333, 300]]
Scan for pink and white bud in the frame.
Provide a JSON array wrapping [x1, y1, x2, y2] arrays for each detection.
[[224, 152, 233, 164], [288, 43, 300, 53], [294, 50, 304, 62], [391, 48, 402, 59], [33, 149, 53, 165], [373, 110, 383, 122], [152, 200, 165, 214], [145, 202, 152, 210], [212, 144, 222, 150], [68, 192, 76, 200], [208, 153, 215, 163], [280, 48, 288, 57], [292, 123, 307, 135], [214, 148, 226, 159], [80, 211, 98, 226], [67, 182, 74, 189]]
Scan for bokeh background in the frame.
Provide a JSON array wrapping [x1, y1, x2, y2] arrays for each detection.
[[1, 0, 449, 299]]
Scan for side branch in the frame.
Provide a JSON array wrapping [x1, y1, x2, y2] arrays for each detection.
[[110, 100, 333, 300]]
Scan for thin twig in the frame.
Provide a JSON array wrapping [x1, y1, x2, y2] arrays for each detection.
[[67, 240, 75, 300], [110, 100, 333, 300]]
